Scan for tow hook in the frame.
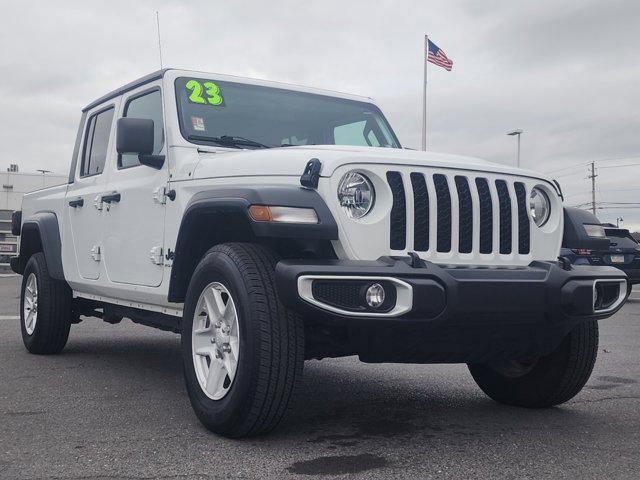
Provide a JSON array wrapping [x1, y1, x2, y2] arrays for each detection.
[[408, 251, 425, 268], [558, 256, 572, 271]]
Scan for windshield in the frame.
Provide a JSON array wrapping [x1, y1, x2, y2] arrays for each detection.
[[175, 77, 400, 149]]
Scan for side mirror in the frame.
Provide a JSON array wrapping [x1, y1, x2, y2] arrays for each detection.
[[116, 117, 165, 169]]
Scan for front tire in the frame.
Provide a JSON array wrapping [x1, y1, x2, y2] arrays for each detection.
[[468, 321, 598, 408], [181, 243, 304, 438], [20, 252, 72, 354]]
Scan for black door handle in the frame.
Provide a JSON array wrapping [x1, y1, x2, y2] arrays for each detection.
[[68, 197, 84, 208], [101, 192, 121, 204]]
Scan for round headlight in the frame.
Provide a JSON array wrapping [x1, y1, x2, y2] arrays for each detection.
[[337, 172, 375, 219], [530, 187, 551, 227]]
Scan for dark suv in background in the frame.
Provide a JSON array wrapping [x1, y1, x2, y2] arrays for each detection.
[[562, 225, 640, 292]]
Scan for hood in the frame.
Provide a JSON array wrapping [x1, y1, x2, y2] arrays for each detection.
[[191, 145, 551, 181]]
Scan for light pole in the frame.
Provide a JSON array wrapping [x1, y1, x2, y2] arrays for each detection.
[[36, 169, 52, 188], [616, 217, 623, 228], [507, 129, 523, 168]]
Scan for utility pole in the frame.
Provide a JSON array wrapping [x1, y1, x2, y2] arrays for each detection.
[[588, 162, 597, 216]]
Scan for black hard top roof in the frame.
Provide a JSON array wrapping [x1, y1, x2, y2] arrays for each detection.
[[82, 69, 169, 112]]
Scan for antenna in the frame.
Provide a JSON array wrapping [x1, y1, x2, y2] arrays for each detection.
[[156, 11, 163, 69]]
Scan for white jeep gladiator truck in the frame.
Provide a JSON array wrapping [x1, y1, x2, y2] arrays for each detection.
[[11, 69, 628, 438]]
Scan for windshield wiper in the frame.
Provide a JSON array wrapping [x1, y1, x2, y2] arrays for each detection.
[[188, 134, 240, 149], [218, 135, 272, 149], [187, 134, 271, 149]]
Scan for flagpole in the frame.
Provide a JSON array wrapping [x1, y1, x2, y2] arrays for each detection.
[[422, 34, 428, 151]]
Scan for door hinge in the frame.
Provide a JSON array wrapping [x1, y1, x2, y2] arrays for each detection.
[[153, 186, 176, 205], [90, 245, 101, 262], [150, 246, 164, 265]]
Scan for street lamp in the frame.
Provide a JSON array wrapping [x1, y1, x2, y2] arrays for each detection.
[[616, 217, 623, 228], [507, 129, 523, 168], [36, 169, 52, 187]]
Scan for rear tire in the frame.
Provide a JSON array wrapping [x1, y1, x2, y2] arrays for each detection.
[[468, 320, 598, 408], [181, 243, 305, 438], [20, 252, 72, 354]]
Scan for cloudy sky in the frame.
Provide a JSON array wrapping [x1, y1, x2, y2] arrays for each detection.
[[1, 0, 639, 228]]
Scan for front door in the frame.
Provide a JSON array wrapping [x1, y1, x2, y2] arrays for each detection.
[[102, 87, 168, 287], [67, 105, 116, 280]]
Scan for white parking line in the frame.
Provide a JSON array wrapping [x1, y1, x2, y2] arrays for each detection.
[[0, 274, 18, 278], [0, 315, 19, 320]]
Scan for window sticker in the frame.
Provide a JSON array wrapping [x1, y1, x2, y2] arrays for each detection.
[[185, 79, 224, 106], [191, 116, 205, 131]]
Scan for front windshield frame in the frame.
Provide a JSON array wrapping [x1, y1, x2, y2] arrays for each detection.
[[174, 76, 402, 150]]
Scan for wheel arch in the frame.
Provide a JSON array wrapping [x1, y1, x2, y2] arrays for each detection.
[[16, 212, 65, 281], [167, 186, 338, 303]]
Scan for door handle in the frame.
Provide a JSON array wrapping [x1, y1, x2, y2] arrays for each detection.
[[68, 197, 84, 208], [101, 192, 121, 204]]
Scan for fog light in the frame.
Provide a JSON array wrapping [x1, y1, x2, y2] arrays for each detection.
[[365, 283, 386, 308]]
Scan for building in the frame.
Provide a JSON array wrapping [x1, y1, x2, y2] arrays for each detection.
[[1, 166, 67, 266]]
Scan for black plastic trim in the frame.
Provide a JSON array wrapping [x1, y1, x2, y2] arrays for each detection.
[[83, 69, 168, 113], [562, 207, 610, 251], [17, 212, 65, 280], [68, 112, 87, 184], [167, 186, 338, 303], [276, 257, 627, 328], [182, 186, 338, 239], [11, 210, 21, 236]]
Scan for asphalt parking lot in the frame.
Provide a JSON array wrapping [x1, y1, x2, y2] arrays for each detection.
[[0, 274, 639, 479]]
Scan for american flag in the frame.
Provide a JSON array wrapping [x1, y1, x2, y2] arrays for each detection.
[[427, 39, 453, 71]]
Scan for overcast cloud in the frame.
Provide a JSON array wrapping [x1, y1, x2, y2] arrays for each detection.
[[1, 0, 639, 228]]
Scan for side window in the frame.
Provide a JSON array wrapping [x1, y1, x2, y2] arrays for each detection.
[[334, 120, 369, 146], [120, 90, 164, 169], [333, 117, 393, 148], [81, 107, 115, 177]]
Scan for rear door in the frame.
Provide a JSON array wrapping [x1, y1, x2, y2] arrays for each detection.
[[66, 104, 116, 280], [101, 85, 168, 288]]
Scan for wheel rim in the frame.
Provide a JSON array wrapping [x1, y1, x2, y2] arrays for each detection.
[[191, 282, 240, 400], [23, 273, 38, 335]]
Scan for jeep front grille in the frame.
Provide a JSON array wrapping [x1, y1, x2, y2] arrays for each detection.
[[386, 171, 531, 257]]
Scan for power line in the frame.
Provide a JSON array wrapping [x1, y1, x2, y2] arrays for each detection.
[[565, 187, 640, 199], [597, 162, 640, 170], [542, 155, 640, 175], [544, 161, 591, 175]]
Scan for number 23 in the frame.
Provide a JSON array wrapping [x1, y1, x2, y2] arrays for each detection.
[[185, 80, 223, 105]]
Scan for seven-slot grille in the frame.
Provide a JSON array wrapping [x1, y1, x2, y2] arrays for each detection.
[[386, 171, 531, 256]]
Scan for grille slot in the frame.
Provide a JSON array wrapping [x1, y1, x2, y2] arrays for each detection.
[[495, 180, 512, 254], [386, 171, 406, 250], [455, 176, 473, 254], [385, 170, 532, 259], [433, 174, 452, 253], [475, 178, 493, 254], [410, 173, 429, 251], [514, 182, 530, 254]]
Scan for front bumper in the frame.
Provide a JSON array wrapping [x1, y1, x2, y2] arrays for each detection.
[[276, 257, 628, 327]]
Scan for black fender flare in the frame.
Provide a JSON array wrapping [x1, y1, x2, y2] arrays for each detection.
[[16, 212, 65, 280], [562, 207, 610, 251], [167, 186, 338, 303]]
